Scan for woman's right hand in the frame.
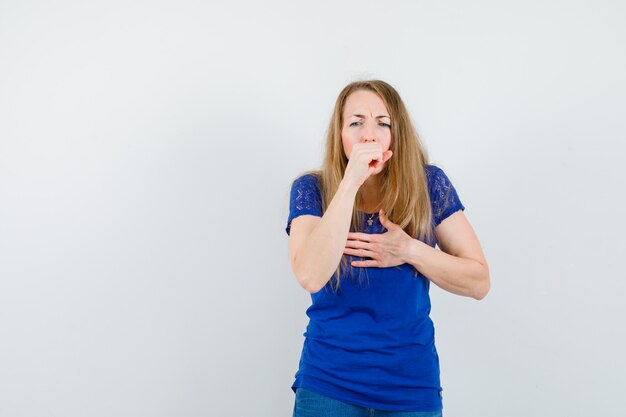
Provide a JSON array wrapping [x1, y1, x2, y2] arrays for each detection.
[[343, 142, 393, 189]]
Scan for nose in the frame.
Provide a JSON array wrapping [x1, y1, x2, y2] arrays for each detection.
[[361, 119, 378, 143], [362, 129, 377, 143]]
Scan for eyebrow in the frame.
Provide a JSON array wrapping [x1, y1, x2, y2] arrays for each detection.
[[350, 114, 391, 119]]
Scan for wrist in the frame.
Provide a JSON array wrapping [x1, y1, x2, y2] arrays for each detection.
[[403, 238, 424, 267], [339, 178, 360, 196]]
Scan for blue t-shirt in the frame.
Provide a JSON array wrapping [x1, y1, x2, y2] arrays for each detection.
[[285, 164, 465, 412]]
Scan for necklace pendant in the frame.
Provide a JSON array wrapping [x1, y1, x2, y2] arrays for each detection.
[[367, 219, 373, 226]]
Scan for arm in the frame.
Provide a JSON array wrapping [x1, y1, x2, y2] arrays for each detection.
[[403, 210, 490, 300], [292, 179, 359, 293]]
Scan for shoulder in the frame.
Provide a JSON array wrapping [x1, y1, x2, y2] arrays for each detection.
[[290, 171, 323, 195], [423, 164, 443, 190], [293, 172, 319, 185], [291, 171, 321, 187], [288, 172, 323, 204], [423, 163, 446, 177], [423, 164, 458, 190]]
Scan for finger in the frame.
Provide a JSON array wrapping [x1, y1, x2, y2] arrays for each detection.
[[368, 151, 383, 168], [346, 237, 375, 248], [378, 209, 390, 227], [351, 259, 380, 268], [343, 246, 359, 255], [343, 247, 360, 256], [348, 232, 374, 241], [345, 239, 366, 249], [345, 247, 375, 258]]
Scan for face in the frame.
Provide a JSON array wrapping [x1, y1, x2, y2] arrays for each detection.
[[341, 89, 392, 172]]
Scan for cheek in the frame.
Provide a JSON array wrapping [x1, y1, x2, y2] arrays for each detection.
[[343, 142, 351, 158], [385, 129, 392, 145], [384, 135, 392, 151], [341, 134, 351, 156]]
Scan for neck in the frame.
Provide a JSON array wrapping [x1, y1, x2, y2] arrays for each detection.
[[358, 175, 383, 213]]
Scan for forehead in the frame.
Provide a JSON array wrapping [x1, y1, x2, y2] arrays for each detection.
[[343, 90, 389, 115]]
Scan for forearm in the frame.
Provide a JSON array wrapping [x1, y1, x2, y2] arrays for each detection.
[[403, 239, 490, 300], [296, 179, 358, 293]]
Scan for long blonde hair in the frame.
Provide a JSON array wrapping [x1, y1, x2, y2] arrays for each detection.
[[294, 79, 434, 293]]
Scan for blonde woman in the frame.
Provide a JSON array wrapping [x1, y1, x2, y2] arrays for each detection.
[[286, 80, 490, 417]]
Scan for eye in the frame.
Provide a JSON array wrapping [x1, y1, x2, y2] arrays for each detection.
[[349, 121, 392, 128]]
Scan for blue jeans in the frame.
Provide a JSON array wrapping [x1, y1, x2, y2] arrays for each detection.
[[293, 387, 443, 417]]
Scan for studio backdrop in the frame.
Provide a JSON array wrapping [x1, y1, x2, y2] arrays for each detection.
[[0, 1, 624, 416]]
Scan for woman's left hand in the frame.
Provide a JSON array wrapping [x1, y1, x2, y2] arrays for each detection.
[[344, 209, 415, 268]]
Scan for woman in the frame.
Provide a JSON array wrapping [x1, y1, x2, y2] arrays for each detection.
[[285, 79, 490, 417]]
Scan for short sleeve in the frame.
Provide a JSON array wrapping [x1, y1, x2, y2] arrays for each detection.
[[427, 165, 465, 228], [285, 174, 323, 236]]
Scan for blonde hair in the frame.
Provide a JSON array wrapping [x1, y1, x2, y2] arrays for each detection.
[[295, 79, 434, 293]]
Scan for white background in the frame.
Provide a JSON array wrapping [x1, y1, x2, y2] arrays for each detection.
[[1, 1, 625, 416]]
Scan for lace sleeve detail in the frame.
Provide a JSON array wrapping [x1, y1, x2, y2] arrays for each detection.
[[427, 165, 465, 228], [285, 174, 323, 236]]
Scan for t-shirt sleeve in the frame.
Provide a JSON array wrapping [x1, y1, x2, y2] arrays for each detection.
[[285, 174, 323, 236], [429, 165, 465, 228]]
